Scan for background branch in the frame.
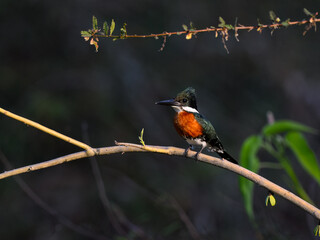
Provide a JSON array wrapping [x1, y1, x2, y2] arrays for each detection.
[[0, 151, 109, 240], [81, 123, 150, 239]]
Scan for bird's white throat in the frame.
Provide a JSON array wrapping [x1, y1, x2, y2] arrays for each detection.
[[171, 106, 199, 113]]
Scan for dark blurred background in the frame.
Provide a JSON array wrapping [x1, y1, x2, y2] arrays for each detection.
[[0, 0, 320, 239]]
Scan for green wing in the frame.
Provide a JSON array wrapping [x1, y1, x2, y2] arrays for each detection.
[[194, 113, 218, 142]]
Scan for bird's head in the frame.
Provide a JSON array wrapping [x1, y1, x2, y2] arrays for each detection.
[[155, 87, 198, 113]]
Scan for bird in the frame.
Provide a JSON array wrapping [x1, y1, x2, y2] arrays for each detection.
[[155, 87, 238, 164]]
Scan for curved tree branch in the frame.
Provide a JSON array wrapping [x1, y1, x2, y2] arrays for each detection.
[[0, 141, 319, 221]]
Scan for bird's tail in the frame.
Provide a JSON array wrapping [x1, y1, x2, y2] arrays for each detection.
[[217, 151, 238, 164]]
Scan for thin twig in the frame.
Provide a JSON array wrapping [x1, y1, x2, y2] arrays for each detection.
[[88, 17, 320, 40], [159, 35, 167, 51], [166, 195, 202, 240], [0, 142, 319, 221], [105, 167, 201, 239]]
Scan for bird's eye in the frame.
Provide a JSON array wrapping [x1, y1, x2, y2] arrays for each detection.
[[182, 98, 187, 103]]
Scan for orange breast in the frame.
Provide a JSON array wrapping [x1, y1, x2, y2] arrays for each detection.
[[174, 111, 203, 138]]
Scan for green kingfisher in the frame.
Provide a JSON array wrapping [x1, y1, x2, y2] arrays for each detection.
[[156, 87, 238, 164]]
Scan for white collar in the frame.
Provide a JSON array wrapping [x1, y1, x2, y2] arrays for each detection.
[[171, 106, 199, 113]]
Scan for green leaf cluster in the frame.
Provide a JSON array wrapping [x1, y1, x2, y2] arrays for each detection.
[[218, 17, 234, 30], [81, 17, 117, 38], [182, 22, 196, 31], [239, 120, 318, 221], [102, 18, 116, 36], [120, 23, 127, 38]]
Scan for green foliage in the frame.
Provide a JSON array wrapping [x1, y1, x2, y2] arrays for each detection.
[[274, 146, 313, 203], [80, 30, 91, 37], [281, 18, 291, 27], [92, 15, 98, 30], [303, 8, 313, 17], [218, 17, 234, 30], [182, 22, 196, 40], [103, 21, 109, 35], [182, 24, 188, 31], [269, 10, 280, 23], [314, 224, 320, 237], [218, 17, 225, 27], [269, 11, 277, 21], [262, 120, 316, 136], [239, 135, 262, 220], [240, 119, 318, 220], [110, 19, 116, 36], [189, 22, 195, 30], [286, 132, 320, 184], [120, 23, 127, 38]]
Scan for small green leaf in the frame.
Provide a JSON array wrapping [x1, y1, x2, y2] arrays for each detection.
[[314, 224, 320, 236], [92, 16, 98, 30], [81, 31, 91, 37], [269, 10, 276, 21], [239, 135, 262, 220], [218, 17, 226, 27], [110, 19, 115, 36], [225, 24, 234, 30], [120, 23, 127, 38], [274, 153, 313, 203], [262, 120, 316, 136], [240, 135, 262, 171], [103, 21, 109, 35], [281, 18, 290, 27], [303, 8, 313, 16], [189, 21, 195, 30], [286, 132, 320, 185], [139, 128, 145, 146], [182, 24, 188, 31]]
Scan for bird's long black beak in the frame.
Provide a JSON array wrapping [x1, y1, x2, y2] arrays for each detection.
[[155, 98, 180, 106]]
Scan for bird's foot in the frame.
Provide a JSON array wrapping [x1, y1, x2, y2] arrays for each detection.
[[194, 151, 200, 161], [194, 146, 205, 161], [184, 145, 192, 157]]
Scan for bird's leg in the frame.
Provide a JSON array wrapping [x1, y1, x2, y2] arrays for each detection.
[[184, 145, 193, 157], [195, 145, 205, 161]]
